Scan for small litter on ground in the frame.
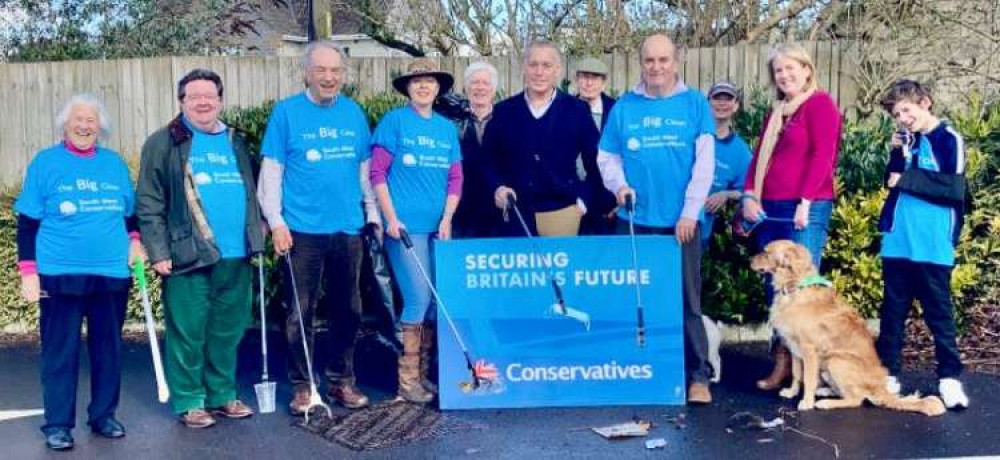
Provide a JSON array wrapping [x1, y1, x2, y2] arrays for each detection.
[[663, 412, 688, 429], [645, 438, 667, 449], [591, 419, 652, 439]]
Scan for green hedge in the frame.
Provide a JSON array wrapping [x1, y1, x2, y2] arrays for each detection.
[[3, 90, 999, 328]]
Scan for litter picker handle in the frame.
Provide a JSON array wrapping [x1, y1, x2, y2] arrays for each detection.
[[636, 309, 646, 347], [133, 262, 170, 403], [399, 228, 413, 248], [625, 193, 635, 215], [257, 254, 269, 380], [550, 278, 566, 304], [134, 258, 147, 289]]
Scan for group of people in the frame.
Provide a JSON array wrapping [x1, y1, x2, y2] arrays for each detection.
[[15, 31, 970, 452]]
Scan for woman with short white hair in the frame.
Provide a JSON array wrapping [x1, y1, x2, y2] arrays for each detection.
[[15, 93, 144, 450], [453, 61, 500, 238]]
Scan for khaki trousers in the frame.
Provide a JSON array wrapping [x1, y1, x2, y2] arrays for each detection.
[[534, 205, 582, 236]]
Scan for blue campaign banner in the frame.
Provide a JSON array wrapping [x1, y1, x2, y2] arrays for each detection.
[[434, 235, 685, 409]]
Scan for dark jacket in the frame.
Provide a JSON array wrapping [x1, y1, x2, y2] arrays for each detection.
[[588, 93, 618, 217], [453, 114, 500, 237], [878, 124, 967, 245], [136, 114, 265, 275], [480, 90, 601, 233], [598, 93, 616, 130]]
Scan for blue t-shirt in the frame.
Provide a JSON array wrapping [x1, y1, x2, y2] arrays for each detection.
[[15, 144, 135, 278], [372, 106, 461, 233], [599, 88, 715, 227], [881, 122, 964, 266], [261, 92, 371, 234], [187, 121, 247, 259], [702, 132, 752, 241]]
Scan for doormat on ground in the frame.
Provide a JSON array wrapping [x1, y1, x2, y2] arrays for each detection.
[[298, 400, 486, 451]]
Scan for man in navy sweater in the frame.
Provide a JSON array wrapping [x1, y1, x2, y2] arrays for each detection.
[[479, 40, 602, 236]]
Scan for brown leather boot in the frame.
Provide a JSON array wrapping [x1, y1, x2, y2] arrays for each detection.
[[329, 381, 370, 409], [687, 382, 713, 404], [398, 324, 434, 403], [419, 325, 438, 395], [756, 344, 791, 391]]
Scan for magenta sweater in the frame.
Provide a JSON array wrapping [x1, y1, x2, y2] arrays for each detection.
[[744, 91, 842, 201]]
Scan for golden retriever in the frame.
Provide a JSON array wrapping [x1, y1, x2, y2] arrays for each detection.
[[750, 240, 945, 416]]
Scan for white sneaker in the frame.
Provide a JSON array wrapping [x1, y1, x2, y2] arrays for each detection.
[[938, 378, 969, 409], [886, 376, 901, 395]]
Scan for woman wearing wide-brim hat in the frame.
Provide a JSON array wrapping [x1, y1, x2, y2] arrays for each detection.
[[370, 58, 463, 403]]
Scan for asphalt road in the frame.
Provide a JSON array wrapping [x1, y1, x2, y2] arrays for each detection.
[[1, 331, 997, 460]]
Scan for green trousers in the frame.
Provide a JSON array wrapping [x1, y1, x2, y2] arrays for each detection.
[[163, 258, 251, 414]]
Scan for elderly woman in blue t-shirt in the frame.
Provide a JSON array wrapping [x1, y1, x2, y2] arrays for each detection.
[[15, 94, 144, 451], [370, 59, 463, 404]]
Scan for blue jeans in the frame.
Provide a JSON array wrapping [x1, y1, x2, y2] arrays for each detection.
[[753, 199, 833, 268], [754, 199, 833, 306], [385, 234, 437, 325]]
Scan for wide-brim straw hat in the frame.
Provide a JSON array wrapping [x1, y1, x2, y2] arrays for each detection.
[[392, 58, 454, 96]]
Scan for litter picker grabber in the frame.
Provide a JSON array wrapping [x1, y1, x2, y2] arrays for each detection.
[[283, 253, 332, 423], [506, 197, 591, 330], [624, 194, 645, 347], [253, 254, 276, 413], [398, 228, 492, 391], [133, 262, 169, 403]]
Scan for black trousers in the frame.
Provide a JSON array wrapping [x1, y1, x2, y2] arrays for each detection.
[[616, 220, 712, 384], [876, 258, 963, 378], [39, 282, 128, 434], [283, 231, 363, 389]]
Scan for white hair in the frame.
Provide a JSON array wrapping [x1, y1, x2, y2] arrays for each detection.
[[464, 61, 499, 88], [301, 40, 347, 73], [54, 93, 111, 141]]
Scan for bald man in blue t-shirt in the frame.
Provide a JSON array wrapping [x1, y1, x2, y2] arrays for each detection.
[[598, 33, 716, 405]]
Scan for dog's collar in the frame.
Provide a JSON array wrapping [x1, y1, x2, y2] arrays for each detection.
[[778, 275, 833, 296]]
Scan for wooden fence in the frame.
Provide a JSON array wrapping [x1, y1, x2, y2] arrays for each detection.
[[0, 42, 857, 186]]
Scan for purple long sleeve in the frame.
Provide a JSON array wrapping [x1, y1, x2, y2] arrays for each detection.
[[447, 161, 464, 196], [370, 145, 394, 186]]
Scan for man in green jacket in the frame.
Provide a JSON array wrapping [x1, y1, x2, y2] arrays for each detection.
[[136, 69, 266, 428]]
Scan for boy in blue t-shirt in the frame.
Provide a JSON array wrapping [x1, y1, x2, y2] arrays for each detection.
[[876, 79, 969, 409], [701, 81, 752, 245]]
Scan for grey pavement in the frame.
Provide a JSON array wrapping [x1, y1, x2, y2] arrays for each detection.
[[0, 331, 997, 460]]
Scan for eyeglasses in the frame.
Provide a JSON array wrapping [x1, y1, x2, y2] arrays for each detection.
[[184, 94, 220, 102]]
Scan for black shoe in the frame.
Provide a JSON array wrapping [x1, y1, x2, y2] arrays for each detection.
[[45, 429, 74, 450], [90, 417, 126, 438]]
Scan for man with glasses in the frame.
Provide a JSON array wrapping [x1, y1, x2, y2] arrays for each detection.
[[257, 41, 378, 413], [136, 68, 266, 427]]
